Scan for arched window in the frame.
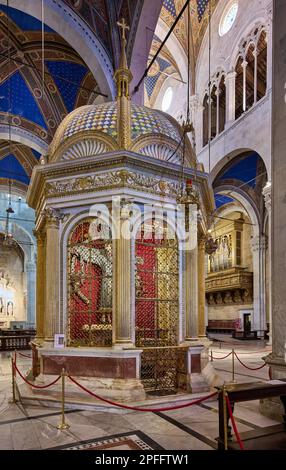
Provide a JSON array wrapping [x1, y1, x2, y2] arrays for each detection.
[[67, 218, 113, 347], [257, 30, 267, 101], [235, 27, 268, 121], [203, 93, 209, 147], [235, 56, 244, 119], [135, 218, 179, 348]]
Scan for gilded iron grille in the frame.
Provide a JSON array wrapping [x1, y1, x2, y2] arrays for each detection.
[[140, 347, 180, 393], [135, 222, 179, 348], [135, 220, 179, 392], [67, 218, 112, 347]]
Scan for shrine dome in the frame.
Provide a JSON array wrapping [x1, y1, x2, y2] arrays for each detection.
[[48, 101, 189, 165]]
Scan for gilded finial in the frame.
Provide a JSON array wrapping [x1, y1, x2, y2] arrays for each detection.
[[114, 17, 133, 149]]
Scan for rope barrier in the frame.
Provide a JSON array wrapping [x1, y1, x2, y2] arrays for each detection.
[[225, 394, 244, 450], [13, 362, 61, 389], [234, 352, 267, 371], [209, 352, 232, 360], [68, 375, 217, 412], [211, 348, 271, 355], [17, 352, 32, 359]]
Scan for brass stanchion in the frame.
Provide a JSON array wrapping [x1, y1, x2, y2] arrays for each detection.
[[222, 384, 228, 451], [231, 348, 236, 383], [57, 368, 70, 430], [9, 351, 17, 404]]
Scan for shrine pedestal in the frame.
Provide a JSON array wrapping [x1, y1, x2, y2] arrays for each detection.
[[29, 347, 146, 403]]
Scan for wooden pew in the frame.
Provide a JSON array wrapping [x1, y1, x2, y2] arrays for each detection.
[[217, 380, 286, 450]]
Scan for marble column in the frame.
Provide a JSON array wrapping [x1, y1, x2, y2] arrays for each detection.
[[44, 209, 60, 343], [251, 235, 267, 337], [34, 231, 45, 342], [25, 261, 36, 328], [114, 204, 133, 347], [242, 60, 248, 112], [185, 246, 198, 341], [225, 71, 236, 126], [260, 2, 286, 420], [263, 182, 272, 345], [198, 238, 207, 338]]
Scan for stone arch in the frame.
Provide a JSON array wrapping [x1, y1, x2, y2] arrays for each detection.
[[210, 148, 269, 185], [0, 125, 48, 155], [0, 0, 115, 100]]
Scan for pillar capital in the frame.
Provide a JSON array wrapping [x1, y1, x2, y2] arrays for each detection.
[[43, 207, 61, 229], [251, 235, 267, 253]]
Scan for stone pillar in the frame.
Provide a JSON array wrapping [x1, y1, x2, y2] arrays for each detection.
[[263, 182, 272, 345], [44, 209, 60, 343], [216, 89, 220, 136], [242, 60, 248, 112], [114, 204, 133, 347], [198, 238, 206, 338], [34, 231, 45, 341], [251, 235, 267, 338], [225, 71, 236, 125], [26, 261, 36, 328], [185, 246, 198, 341], [253, 49, 258, 104], [265, 0, 286, 378], [260, 2, 286, 420]]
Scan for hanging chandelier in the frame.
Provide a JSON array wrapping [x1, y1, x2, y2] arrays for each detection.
[[3, 179, 15, 246], [205, 235, 218, 255]]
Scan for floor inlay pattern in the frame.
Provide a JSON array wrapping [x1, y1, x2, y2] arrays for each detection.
[[49, 431, 164, 451]]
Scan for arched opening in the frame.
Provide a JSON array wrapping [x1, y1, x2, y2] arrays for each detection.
[[235, 56, 244, 119], [257, 30, 267, 101], [0, 232, 25, 328], [208, 151, 268, 338], [67, 218, 113, 347]]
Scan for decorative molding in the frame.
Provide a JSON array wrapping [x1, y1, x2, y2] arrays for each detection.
[[206, 268, 253, 293], [61, 140, 109, 161], [139, 143, 182, 164], [45, 170, 181, 198]]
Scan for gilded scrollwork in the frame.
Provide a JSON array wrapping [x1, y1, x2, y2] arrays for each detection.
[[45, 170, 181, 198]]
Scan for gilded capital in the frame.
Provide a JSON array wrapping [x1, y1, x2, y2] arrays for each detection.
[[43, 207, 61, 228]]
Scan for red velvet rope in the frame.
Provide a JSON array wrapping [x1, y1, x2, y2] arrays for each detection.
[[68, 375, 217, 412], [13, 362, 61, 389], [234, 352, 267, 371], [225, 394, 244, 450], [210, 352, 232, 360], [17, 352, 32, 359]]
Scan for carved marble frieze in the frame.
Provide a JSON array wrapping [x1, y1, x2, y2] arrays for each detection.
[[205, 268, 253, 305], [206, 289, 253, 306], [45, 170, 181, 198]]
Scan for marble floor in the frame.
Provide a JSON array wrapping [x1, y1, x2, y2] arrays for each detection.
[[0, 341, 281, 450]]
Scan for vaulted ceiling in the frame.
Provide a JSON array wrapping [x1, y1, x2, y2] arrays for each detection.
[[145, 0, 219, 105], [0, 0, 218, 191]]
